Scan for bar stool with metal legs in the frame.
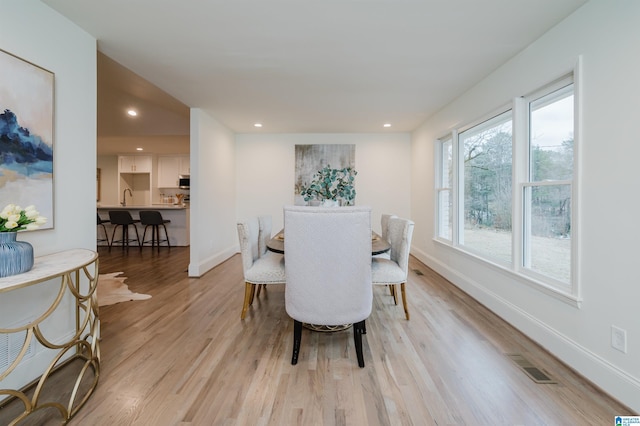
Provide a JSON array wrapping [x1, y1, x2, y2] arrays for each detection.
[[108, 210, 140, 249], [139, 210, 171, 249], [97, 213, 110, 246]]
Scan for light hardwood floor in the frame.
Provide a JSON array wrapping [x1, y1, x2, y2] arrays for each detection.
[[27, 246, 635, 424]]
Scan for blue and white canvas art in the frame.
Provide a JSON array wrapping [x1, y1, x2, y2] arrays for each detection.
[[0, 49, 54, 229]]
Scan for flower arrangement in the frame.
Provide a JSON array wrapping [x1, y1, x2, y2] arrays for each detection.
[[300, 165, 357, 206], [0, 204, 47, 232]]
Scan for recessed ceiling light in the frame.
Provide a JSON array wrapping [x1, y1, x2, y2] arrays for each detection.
[[254, 123, 263, 128], [127, 109, 138, 117], [136, 147, 143, 151], [383, 123, 391, 128]]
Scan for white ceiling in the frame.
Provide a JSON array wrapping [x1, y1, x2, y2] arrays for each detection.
[[44, 0, 587, 137]]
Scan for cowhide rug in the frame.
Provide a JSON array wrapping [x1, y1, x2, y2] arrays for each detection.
[[98, 272, 152, 307]]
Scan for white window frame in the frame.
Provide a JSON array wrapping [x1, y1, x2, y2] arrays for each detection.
[[518, 74, 578, 297], [432, 62, 582, 306], [434, 133, 454, 242]]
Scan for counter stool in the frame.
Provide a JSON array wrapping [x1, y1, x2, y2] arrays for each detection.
[[139, 210, 171, 249], [108, 210, 140, 249], [97, 213, 110, 246]]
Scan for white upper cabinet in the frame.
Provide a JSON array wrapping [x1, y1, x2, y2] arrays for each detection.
[[119, 155, 152, 173], [157, 156, 179, 188], [158, 155, 189, 188], [178, 155, 190, 175]]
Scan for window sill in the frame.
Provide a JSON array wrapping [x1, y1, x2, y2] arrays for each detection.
[[432, 237, 582, 309]]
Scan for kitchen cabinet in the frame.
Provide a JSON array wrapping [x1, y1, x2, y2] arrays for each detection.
[[158, 155, 190, 188], [178, 155, 190, 175], [157, 156, 179, 188], [119, 155, 152, 173]]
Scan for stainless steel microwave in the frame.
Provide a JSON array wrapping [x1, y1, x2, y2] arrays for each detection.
[[179, 175, 190, 189]]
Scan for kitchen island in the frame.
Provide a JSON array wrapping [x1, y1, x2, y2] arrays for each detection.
[[97, 204, 189, 246]]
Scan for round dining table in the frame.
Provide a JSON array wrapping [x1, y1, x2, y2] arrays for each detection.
[[266, 229, 391, 255]]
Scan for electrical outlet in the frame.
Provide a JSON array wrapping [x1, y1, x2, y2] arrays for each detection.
[[611, 325, 627, 353]]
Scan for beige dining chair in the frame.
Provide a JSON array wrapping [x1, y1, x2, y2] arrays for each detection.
[[376, 213, 398, 301], [255, 214, 279, 297], [372, 217, 414, 320], [237, 216, 286, 319], [381, 213, 397, 243], [283, 205, 372, 367]]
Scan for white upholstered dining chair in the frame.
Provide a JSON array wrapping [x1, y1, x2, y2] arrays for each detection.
[[237, 216, 286, 319], [376, 213, 398, 300], [374, 213, 397, 259], [380, 213, 397, 243], [283, 205, 372, 367], [372, 217, 414, 320], [255, 214, 278, 297]]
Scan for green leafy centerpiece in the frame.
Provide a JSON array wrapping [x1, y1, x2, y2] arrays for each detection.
[[300, 165, 357, 206]]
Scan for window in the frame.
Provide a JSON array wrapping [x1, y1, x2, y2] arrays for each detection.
[[433, 73, 577, 298], [523, 81, 574, 285], [436, 136, 453, 240], [459, 111, 513, 264]]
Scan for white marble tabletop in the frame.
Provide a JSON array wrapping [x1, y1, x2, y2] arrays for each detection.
[[97, 204, 188, 210], [0, 248, 98, 293]]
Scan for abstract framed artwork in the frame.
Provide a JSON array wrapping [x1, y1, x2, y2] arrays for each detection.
[[0, 49, 54, 229], [294, 144, 355, 205]]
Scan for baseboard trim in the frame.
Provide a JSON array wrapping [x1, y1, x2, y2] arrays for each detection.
[[188, 246, 237, 277], [411, 247, 640, 412]]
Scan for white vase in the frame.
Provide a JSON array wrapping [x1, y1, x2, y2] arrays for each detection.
[[321, 199, 340, 207]]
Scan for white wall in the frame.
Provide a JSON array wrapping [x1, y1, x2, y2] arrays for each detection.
[[1, 0, 96, 390], [411, 0, 640, 411], [188, 108, 237, 276], [235, 133, 411, 234]]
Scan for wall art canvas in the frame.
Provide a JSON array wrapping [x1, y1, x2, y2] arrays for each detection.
[[0, 49, 54, 229], [294, 144, 355, 205]]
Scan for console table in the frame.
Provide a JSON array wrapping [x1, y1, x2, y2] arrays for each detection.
[[0, 249, 100, 424]]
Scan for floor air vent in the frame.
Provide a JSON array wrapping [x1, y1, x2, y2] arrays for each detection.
[[506, 354, 556, 384], [412, 269, 424, 276]]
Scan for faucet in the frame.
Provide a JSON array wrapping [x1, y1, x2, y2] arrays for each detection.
[[122, 188, 132, 206]]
